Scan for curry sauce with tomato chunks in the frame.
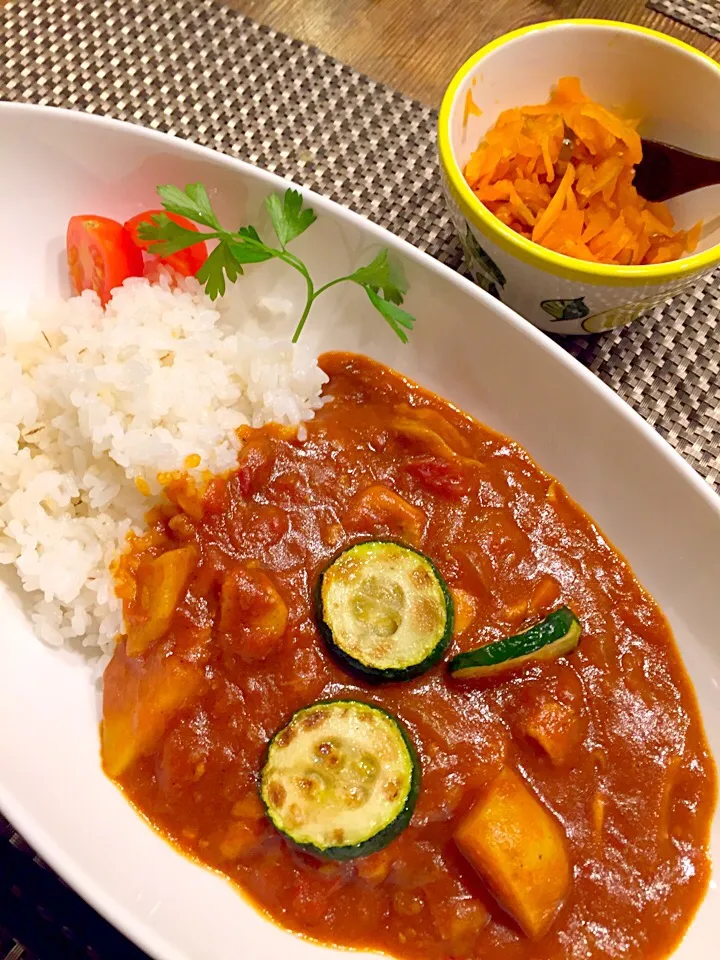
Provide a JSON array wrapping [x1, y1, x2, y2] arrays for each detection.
[[103, 352, 716, 960]]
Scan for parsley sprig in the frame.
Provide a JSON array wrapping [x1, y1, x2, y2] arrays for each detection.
[[138, 183, 415, 343]]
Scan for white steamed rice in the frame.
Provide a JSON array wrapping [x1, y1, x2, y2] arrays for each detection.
[[0, 273, 327, 658]]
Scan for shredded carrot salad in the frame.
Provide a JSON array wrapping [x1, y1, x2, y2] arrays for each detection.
[[464, 77, 701, 266]]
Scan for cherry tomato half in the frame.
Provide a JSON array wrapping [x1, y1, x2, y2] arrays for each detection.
[[66, 215, 144, 305], [125, 210, 208, 277]]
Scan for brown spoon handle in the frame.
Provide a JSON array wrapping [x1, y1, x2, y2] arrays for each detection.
[[634, 139, 720, 203]]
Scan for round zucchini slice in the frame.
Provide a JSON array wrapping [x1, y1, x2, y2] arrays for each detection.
[[449, 606, 581, 679], [317, 541, 453, 682], [260, 699, 420, 860]]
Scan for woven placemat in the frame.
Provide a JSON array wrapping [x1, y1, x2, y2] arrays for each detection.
[[0, 0, 719, 957], [649, 0, 720, 41]]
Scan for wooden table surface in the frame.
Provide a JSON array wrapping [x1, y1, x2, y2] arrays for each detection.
[[231, 0, 719, 105]]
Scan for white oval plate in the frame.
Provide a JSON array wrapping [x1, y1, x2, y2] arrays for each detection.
[[0, 102, 718, 960]]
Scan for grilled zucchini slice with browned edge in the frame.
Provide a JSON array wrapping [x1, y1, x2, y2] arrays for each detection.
[[260, 700, 420, 860], [317, 541, 453, 682], [449, 606, 581, 679]]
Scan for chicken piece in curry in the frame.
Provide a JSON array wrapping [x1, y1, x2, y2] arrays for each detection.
[[103, 352, 716, 960]]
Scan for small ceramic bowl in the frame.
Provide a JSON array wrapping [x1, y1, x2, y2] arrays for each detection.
[[438, 19, 720, 334]]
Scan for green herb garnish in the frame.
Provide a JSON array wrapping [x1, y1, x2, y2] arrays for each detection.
[[138, 183, 415, 343]]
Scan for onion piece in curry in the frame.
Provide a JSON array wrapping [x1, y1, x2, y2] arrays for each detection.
[[103, 352, 716, 960]]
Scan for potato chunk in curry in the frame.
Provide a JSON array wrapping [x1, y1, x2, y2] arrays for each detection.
[[126, 545, 197, 656], [102, 642, 206, 778], [455, 767, 571, 939]]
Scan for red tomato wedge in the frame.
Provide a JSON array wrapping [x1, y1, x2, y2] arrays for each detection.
[[67, 216, 144, 305], [125, 210, 208, 277]]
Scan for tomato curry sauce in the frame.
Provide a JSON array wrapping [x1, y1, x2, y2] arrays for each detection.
[[103, 352, 716, 960]]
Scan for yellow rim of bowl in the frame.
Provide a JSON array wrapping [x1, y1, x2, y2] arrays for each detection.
[[437, 19, 720, 287]]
